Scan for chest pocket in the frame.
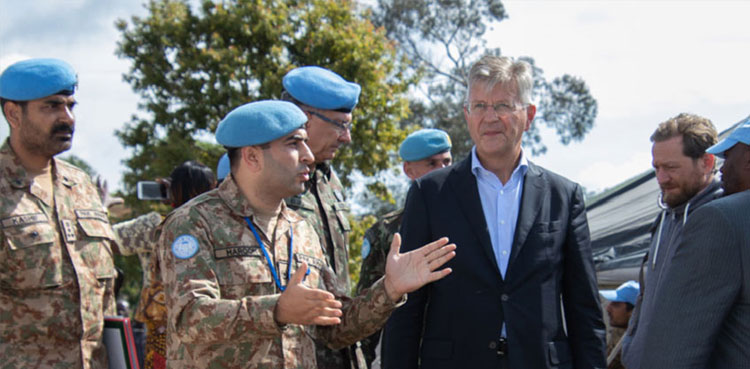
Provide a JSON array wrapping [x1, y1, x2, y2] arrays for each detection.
[[332, 202, 351, 233], [2, 216, 64, 290], [214, 248, 274, 298], [75, 210, 116, 280], [274, 253, 326, 290]]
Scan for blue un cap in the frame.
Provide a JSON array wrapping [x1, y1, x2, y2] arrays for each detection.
[[0, 58, 77, 101], [282, 66, 361, 112], [599, 280, 639, 306], [399, 129, 452, 162], [216, 100, 307, 148], [706, 116, 750, 158], [216, 153, 230, 181]]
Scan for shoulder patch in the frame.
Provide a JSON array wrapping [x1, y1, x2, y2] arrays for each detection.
[[361, 237, 371, 259], [172, 234, 200, 259]]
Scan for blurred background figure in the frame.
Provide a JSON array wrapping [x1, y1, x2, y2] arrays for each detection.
[[599, 281, 639, 369], [132, 160, 216, 369], [356, 128, 452, 368]]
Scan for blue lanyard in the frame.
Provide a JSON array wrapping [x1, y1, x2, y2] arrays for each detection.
[[244, 217, 293, 291]]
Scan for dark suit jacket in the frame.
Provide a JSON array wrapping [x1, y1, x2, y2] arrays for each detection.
[[383, 156, 606, 369], [640, 190, 750, 369]]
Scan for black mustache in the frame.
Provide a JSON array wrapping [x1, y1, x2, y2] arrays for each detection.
[[51, 124, 74, 135]]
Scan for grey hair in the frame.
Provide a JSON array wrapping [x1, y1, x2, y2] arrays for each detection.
[[465, 55, 533, 106]]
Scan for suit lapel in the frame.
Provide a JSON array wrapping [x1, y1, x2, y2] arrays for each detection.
[[507, 161, 545, 273], [448, 157, 501, 277]]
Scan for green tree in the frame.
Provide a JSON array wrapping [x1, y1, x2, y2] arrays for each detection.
[[371, 0, 598, 158], [115, 0, 414, 211]]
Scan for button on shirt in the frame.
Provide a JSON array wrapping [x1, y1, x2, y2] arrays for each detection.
[[471, 147, 528, 278]]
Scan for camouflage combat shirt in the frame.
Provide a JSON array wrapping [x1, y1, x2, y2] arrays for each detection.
[[355, 208, 403, 367], [0, 140, 117, 369], [159, 176, 401, 369], [285, 163, 351, 291], [111, 211, 163, 325], [285, 163, 354, 369]]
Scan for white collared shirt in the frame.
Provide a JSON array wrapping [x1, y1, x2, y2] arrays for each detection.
[[470, 146, 528, 279]]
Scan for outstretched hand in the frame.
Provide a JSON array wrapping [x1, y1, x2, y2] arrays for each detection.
[[95, 176, 124, 210], [383, 233, 456, 302], [274, 262, 343, 326]]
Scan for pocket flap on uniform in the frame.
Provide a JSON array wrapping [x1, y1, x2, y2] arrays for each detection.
[[2, 217, 56, 250], [76, 211, 115, 240]]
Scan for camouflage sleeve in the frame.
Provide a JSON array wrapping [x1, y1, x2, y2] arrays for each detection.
[[355, 222, 390, 294], [160, 210, 282, 344], [316, 268, 404, 350], [112, 211, 162, 255]]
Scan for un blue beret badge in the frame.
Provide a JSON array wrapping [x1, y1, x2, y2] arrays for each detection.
[[172, 234, 199, 259], [361, 237, 371, 259]]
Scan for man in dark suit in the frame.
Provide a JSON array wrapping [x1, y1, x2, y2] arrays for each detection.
[[383, 55, 606, 369], [640, 118, 750, 369]]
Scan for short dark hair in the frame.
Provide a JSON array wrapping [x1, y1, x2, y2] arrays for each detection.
[[226, 147, 241, 170], [169, 160, 216, 207], [626, 302, 635, 312], [651, 113, 718, 159], [225, 144, 272, 173]]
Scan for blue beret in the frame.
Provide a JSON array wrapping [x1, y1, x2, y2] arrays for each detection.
[[216, 100, 307, 147], [399, 129, 452, 162], [283, 66, 361, 112], [216, 153, 230, 181], [707, 116, 750, 158], [0, 58, 77, 101]]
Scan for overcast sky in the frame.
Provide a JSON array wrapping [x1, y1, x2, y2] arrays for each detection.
[[1, 0, 749, 195]]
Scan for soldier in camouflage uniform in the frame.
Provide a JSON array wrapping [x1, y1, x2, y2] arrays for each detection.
[[0, 58, 117, 368], [281, 66, 362, 368], [356, 129, 453, 368], [158, 100, 456, 369]]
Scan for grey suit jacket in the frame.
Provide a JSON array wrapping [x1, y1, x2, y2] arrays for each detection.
[[640, 190, 750, 369]]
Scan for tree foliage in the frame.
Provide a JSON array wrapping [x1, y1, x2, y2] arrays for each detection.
[[115, 0, 415, 211], [371, 0, 598, 158], [61, 154, 98, 178]]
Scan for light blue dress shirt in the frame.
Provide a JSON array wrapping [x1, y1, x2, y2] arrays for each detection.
[[470, 146, 528, 279]]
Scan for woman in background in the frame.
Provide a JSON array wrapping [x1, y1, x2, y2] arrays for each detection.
[[135, 160, 216, 369]]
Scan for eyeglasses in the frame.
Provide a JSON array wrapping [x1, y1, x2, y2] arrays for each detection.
[[466, 102, 524, 116], [306, 110, 352, 132]]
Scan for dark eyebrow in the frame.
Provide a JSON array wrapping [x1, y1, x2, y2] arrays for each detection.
[[285, 134, 306, 143], [43, 97, 76, 106]]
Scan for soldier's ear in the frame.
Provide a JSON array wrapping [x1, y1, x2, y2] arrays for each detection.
[[403, 162, 416, 180], [3, 101, 23, 130], [241, 146, 264, 172]]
